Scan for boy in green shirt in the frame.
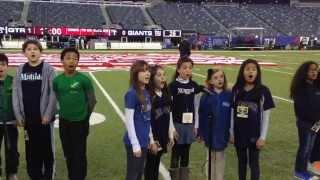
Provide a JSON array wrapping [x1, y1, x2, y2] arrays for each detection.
[[0, 53, 19, 180], [53, 48, 96, 180]]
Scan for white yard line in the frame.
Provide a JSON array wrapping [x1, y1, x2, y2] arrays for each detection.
[[262, 68, 293, 75], [283, 67, 294, 70], [272, 95, 293, 103], [89, 72, 171, 180], [167, 66, 293, 104], [273, 61, 300, 65]]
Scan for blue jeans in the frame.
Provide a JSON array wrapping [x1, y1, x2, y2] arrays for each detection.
[[295, 120, 317, 173]]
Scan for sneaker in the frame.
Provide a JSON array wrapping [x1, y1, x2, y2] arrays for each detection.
[[8, 174, 18, 180], [294, 171, 319, 180]]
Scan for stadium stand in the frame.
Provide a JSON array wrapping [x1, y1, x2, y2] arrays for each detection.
[[0, 0, 319, 37], [106, 6, 148, 29], [299, 7, 320, 22], [27, 1, 105, 28], [0, 1, 24, 26], [147, 3, 227, 35], [246, 4, 320, 36], [204, 5, 278, 36]]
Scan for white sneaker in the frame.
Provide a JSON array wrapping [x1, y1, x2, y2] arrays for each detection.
[[312, 176, 320, 180]]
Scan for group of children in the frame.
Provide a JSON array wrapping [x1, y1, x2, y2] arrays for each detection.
[[0, 39, 319, 180], [122, 52, 320, 180], [123, 55, 277, 180], [0, 40, 96, 180]]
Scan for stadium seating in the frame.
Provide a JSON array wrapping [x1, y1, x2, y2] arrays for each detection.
[[106, 6, 147, 29], [0, 1, 23, 26], [204, 5, 278, 36], [0, 0, 319, 37], [246, 4, 320, 36], [299, 7, 320, 22], [148, 3, 227, 36], [27, 2, 105, 28]]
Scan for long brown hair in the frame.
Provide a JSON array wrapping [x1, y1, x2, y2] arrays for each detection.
[[206, 68, 228, 91], [172, 57, 194, 81], [290, 61, 319, 99], [129, 60, 149, 109]]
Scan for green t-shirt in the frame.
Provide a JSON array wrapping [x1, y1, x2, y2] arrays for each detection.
[[0, 81, 4, 121], [0, 76, 14, 123], [53, 72, 94, 121]]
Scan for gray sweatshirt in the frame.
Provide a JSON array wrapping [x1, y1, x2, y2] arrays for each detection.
[[12, 61, 57, 122]]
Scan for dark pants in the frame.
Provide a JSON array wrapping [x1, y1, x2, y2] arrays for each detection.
[[59, 119, 89, 180], [0, 125, 19, 177], [295, 120, 317, 173], [170, 144, 191, 168], [235, 144, 260, 180], [311, 132, 320, 163], [25, 121, 54, 180], [144, 150, 164, 180], [125, 146, 147, 180]]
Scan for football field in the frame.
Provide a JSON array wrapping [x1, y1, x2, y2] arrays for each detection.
[[3, 50, 320, 180]]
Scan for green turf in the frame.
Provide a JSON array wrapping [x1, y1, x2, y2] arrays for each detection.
[[3, 50, 320, 180]]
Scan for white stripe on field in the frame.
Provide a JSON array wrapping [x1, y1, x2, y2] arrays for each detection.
[[283, 67, 294, 70], [272, 95, 293, 103], [167, 66, 293, 104], [262, 68, 293, 75], [88, 72, 171, 180], [274, 61, 299, 65]]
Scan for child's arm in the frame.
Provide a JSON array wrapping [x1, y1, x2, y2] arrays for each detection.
[[197, 95, 205, 139], [260, 110, 271, 140], [149, 126, 155, 145], [149, 127, 158, 154], [12, 67, 24, 126], [169, 93, 177, 140], [194, 93, 201, 130], [168, 112, 177, 148], [256, 110, 271, 149], [257, 88, 275, 149], [85, 77, 97, 116], [169, 112, 176, 139], [125, 108, 141, 153], [86, 90, 97, 115], [229, 108, 235, 144], [43, 68, 57, 124]]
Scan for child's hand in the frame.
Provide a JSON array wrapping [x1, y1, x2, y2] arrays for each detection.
[[149, 143, 158, 155], [168, 138, 175, 149], [173, 130, 179, 141], [196, 136, 203, 143], [193, 128, 198, 137], [229, 135, 235, 144], [256, 138, 265, 149], [133, 150, 142, 158], [16, 119, 24, 127], [41, 116, 50, 125]]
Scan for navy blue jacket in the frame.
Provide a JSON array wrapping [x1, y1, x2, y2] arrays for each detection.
[[198, 90, 232, 151]]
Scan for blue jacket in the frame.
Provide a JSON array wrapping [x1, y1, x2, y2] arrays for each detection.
[[198, 90, 232, 151]]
